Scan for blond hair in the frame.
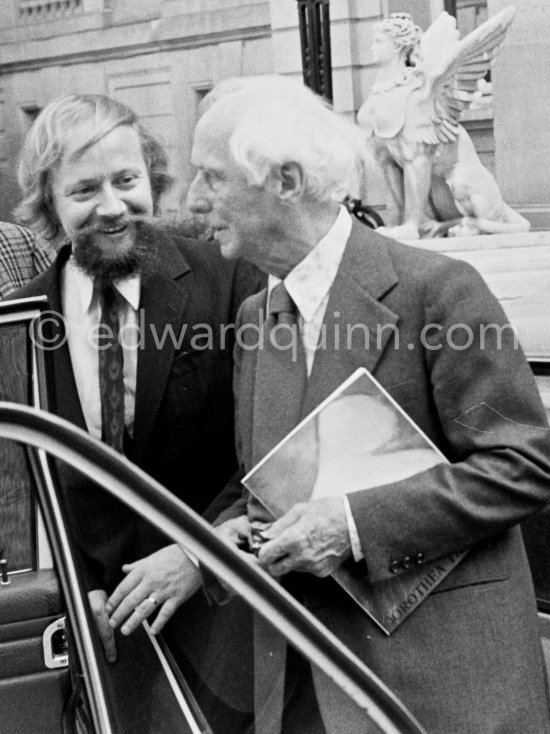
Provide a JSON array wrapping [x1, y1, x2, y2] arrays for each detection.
[[16, 94, 172, 241]]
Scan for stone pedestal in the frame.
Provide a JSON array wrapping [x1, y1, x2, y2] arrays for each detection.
[[406, 231, 550, 358]]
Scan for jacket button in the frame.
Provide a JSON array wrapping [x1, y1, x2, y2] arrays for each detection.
[[402, 556, 413, 569], [389, 560, 400, 574], [415, 552, 425, 565]]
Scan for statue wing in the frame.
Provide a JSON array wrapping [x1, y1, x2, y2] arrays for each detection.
[[417, 6, 516, 144]]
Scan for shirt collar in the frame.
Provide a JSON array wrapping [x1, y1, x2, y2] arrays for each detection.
[[66, 256, 141, 314], [268, 206, 352, 322], [115, 276, 141, 311]]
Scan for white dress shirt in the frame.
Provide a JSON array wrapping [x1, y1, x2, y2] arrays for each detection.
[[267, 206, 364, 561], [61, 257, 140, 440]]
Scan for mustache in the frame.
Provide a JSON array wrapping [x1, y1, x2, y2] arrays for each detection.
[[71, 214, 168, 286], [73, 213, 219, 248], [73, 213, 162, 242]]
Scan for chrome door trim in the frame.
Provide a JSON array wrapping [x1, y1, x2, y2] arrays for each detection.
[[29, 447, 113, 734], [143, 622, 207, 734]]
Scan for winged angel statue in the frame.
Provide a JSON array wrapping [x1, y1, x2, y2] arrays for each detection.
[[358, 8, 530, 239]]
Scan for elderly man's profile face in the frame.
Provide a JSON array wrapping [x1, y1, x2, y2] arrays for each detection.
[[188, 112, 281, 268], [50, 123, 154, 281]]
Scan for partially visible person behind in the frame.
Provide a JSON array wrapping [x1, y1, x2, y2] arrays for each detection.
[[0, 221, 55, 298]]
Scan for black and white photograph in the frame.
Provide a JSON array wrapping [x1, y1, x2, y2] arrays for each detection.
[[1, 2, 549, 733]]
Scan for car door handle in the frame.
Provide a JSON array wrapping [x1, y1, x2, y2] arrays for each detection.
[[0, 547, 9, 585], [43, 617, 69, 669]]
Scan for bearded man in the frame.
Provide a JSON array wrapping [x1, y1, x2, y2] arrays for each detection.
[[8, 93, 261, 663]]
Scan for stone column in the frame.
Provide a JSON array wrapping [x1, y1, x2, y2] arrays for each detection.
[[489, 0, 550, 230]]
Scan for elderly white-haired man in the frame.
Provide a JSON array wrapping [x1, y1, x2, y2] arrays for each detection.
[[186, 75, 550, 734]]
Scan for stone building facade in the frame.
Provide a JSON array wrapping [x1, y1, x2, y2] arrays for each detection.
[[0, 0, 547, 228]]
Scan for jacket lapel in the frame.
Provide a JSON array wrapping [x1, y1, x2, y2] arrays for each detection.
[[303, 221, 399, 416], [237, 222, 400, 464], [131, 238, 190, 463]]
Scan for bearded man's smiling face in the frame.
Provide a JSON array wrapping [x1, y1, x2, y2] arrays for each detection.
[[49, 123, 154, 283]]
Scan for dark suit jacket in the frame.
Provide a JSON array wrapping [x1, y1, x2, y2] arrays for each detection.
[[230, 220, 550, 733], [10, 227, 263, 592]]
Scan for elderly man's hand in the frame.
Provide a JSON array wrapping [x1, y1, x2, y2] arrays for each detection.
[[211, 516, 260, 598], [216, 514, 253, 551], [106, 544, 202, 636], [257, 498, 352, 578]]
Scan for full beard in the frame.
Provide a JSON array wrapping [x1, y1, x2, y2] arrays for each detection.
[[72, 216, 163, 286]]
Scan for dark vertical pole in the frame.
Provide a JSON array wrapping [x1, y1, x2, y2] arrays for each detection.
[[296, 0, 333, 103], [444, 0, 457, 15]]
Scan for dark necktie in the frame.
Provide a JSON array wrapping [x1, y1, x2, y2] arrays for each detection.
[[250, 288, 316, 734], [251, 281, 308, 466], [97, 283, 125, 454]]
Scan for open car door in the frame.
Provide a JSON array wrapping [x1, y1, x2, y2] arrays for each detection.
[[0, 297, 72, 734], [0, 297, 208, 734], [0, 296, 427, 734]]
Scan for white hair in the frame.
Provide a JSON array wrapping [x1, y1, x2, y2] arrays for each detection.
[[202, 75, 368, 204]]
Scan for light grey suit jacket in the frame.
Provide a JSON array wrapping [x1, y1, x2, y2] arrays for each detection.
[[230, 221, 550, 734]]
